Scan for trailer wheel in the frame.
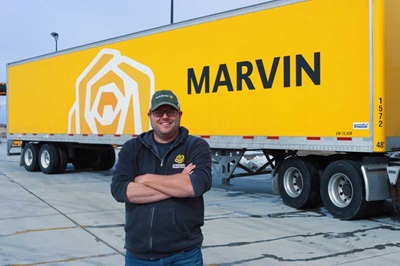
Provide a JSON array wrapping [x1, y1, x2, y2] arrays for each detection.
[[22, 143, 40, 172], [55, 145, 68, 173], [39, 144, 60, 174], [278, 156, 320, 208], [91, 145, 116, 171], [320, 160, 368, 220]]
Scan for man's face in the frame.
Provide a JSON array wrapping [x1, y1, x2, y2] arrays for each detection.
[[148, 105, 182, 143]]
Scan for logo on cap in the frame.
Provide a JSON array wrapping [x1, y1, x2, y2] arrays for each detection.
[[150, 90, 180, 111]]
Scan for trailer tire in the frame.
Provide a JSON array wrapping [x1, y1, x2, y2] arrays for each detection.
[[39, 144, 60, 174], [55, 145, 68, 173], [22, 143, 40, 172], [278, 156, 320, 209], [91, 145, 116, 171], [320, 160, 368, 220]]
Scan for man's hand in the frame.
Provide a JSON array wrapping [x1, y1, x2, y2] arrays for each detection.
[[134, 163, 196, 198], [182, 163, 196, 174], [126, 182, 171, 204], [127, 163, 197, 204]]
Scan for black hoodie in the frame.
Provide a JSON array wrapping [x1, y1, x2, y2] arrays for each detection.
[[111, 127, 212, 260]]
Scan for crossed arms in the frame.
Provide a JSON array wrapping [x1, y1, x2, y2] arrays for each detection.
[[126, 163, 196, 204]]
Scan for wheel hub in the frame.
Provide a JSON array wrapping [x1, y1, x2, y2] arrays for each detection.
[[25, 150, 33, 166], [283, 167, 303, 198], [328, 174, 353, 207], [40, 150, 50, 168]]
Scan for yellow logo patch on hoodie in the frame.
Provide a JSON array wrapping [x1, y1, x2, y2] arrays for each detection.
[[175, 154, 185, 164], [173, 154, 185, 169]]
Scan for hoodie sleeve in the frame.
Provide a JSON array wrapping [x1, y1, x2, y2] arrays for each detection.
[[111, 140, 137, 203], [188, 138, 212, 197]]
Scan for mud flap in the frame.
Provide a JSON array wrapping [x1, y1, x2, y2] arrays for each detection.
[[361, 164, 391, 201]]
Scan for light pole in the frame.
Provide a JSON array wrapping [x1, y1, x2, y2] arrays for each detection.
[[170, 0, 174, 24], [50, 32, 59, 52]]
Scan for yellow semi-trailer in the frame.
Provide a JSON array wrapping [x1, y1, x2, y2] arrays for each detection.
[[6, 0, 400, 219]]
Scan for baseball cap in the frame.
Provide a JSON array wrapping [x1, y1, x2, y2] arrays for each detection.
[[150, 90, 181, 111]]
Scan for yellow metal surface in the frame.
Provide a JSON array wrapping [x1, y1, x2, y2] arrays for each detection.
[[384, 0, 400, 138], [372, 0, 386, 152], [7, 0, 399, 145]]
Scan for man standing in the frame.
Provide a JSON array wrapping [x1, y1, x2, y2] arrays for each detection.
[[111, 90, 212, 265]]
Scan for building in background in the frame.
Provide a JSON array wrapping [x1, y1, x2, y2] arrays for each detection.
[[0, 83, 6, 96], [0, 82, 6, 126]]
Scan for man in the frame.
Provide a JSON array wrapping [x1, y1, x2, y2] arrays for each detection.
[[111, 90, 212, 265]]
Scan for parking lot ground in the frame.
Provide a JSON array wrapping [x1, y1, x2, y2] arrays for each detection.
[[1, 143, 400, 265]]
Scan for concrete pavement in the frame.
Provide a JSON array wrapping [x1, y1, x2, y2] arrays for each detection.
[[1, 142, 400, 265]]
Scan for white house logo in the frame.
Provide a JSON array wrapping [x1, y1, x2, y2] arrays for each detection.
[[68, 48, 155, 135]]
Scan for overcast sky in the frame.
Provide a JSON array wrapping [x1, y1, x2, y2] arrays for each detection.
[[0, 0, 270, 124]]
